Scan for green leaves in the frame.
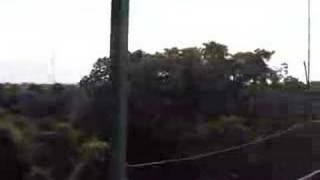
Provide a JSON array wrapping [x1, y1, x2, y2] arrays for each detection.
[[202, 41, 229, 61], [80, 137, 109, 161], [80, 41, 280, 92]]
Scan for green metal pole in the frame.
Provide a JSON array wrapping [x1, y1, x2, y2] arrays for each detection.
[[109, 0, 130, 179]]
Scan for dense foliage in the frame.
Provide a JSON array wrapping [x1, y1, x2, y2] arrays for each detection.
[[0, 41, 306, 180]]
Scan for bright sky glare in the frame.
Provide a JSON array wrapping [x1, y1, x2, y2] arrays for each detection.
[[0, 0, 319, 83]]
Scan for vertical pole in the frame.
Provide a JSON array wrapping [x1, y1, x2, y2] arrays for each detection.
[[109, 0, 130, 179], [50, 52, 56, 84], [304, 61, 308, 88], [307, 0, 311, 89]]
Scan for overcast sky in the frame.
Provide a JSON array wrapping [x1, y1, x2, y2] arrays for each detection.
[[0, 0, 319, 83]]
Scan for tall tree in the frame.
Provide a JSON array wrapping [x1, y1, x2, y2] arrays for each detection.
[[202, 41, 229, 61], [232, 49, 275, 85], [164, 47, 180, 59], [180, 47, 202, 60]]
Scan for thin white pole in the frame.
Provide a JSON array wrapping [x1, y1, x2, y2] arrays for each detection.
[[307, 0, 311, 88]]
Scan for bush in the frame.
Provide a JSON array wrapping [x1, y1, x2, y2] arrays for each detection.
[[208, 115, 248, 134], [0, 118, 24, 144], [51, 122, 82, 147], [80, 137, 109, 161]]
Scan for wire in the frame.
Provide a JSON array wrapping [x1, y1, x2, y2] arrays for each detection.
[[297, 170, 320, 180], [127, 123, 304, 168]]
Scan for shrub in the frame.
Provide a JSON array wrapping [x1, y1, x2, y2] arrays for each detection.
[[51, 122, 82, 147], [80, 137, 109, 161], [0, 118, 24, 144]]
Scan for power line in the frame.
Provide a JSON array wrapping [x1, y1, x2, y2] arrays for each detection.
[[298, 170, 320, 180], [127, 123, 304, 168]]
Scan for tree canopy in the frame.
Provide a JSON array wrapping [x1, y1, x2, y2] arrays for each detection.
[[80, 41, 283, 94]]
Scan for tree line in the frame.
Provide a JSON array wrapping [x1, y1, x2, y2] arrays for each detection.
[[0, 41, 306, 180]]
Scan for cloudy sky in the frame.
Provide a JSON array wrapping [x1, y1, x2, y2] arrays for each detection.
[[0, 0, 319, 83]]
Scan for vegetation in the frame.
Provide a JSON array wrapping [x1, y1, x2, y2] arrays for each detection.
[[0, 41, 307, 180]]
